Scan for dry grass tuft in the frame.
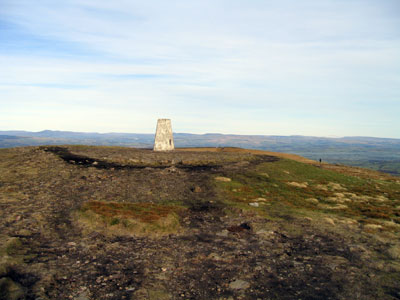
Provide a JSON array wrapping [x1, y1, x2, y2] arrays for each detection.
[[82, 201, 179, 223], [77, 201, 184, 237]]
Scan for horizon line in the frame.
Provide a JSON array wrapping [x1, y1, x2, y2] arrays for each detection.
[[1, 129, 400, 140]]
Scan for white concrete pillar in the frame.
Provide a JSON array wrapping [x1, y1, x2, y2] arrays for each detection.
[[153, 119, 174, 151]]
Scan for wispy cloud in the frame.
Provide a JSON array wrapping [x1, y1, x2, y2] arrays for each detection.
[[0, 0, 399, 137]]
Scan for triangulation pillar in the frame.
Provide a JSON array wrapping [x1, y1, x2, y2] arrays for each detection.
[[153, 119, 174, 151]]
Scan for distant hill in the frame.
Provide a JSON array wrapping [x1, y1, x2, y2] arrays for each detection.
[[1, 130, 400, 175]]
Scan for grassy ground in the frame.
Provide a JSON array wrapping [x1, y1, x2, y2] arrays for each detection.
[[217, 158, 400, 221]]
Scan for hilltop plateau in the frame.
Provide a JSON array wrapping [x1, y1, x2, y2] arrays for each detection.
[[1, 131, 400, 176], [1, 146, 400, 300]]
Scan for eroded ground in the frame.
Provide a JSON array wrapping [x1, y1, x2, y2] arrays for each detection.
[[1, 146, 400, 300]]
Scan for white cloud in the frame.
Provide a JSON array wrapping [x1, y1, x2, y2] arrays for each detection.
[[0, 0, 399, 137]]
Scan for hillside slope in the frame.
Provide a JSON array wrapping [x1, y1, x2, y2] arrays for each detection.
[[1, 146, 400, 300]]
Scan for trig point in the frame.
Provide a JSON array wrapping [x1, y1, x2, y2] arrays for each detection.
[[153, 119, 174, 151]]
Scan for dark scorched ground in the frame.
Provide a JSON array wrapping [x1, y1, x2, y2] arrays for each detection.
[[0, 146, 398, 300]]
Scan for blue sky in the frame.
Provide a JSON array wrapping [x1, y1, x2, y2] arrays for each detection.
[[0, 0, 399, 137]]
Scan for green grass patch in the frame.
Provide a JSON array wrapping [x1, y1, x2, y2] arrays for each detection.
[[215, 159, 400, 227]]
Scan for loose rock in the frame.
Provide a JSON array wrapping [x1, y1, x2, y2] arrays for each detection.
[[229, 279, 250, 290]]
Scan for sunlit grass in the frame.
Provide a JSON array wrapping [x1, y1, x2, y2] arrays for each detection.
[[216, 158, 400, 228], [77, 201, 185, 237]]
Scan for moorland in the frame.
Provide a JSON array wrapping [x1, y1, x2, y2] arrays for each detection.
[[1, 145, 400, 299]]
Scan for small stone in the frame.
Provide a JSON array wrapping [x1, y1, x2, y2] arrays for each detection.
[[161, 267, 167, 272], [215, 176, 231, 182], [92, 161, 98, 165], [229, 279, 250, 290], [249, 202, 259, 207], [67, 242, 77, 247]]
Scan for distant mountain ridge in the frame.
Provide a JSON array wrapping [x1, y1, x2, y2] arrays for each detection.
[[1, 129, 399, 142], [1, 130, 400, 175]]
